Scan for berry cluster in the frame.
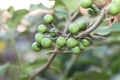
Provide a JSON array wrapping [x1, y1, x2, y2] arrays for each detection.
[[32, 0, 120, 55], [32, 14, 91, 55], [80, 0, 120, 16], [80, 0, 100, 16]]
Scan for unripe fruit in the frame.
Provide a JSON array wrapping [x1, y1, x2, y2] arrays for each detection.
[[78, 20, 88, 31], [50, 28, 57, 37], [71, 46, 80, 55], [38, 24, 47, 33], [108, 3, 120, 16], [67, 38, 78, 48], [79, 42, 85, 50], [44, 14, 53, 23], [82, 39, 90, 47], [35, 33, 44, 44], [41, 38, 52, 48], [91, 4, 100, 14], [80, 0, 92, 9], [68, 23, 80, 34], [56, 37, 66, 47], [87, 8, 95, 15], [32, 42, 40, 52]]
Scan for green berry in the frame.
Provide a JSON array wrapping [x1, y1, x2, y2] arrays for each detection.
[[41, 38, 52, 48], [71, 46, 80, 55], [44, 14, 53, 23], [80, 0, 92, 9], [91, 4, 100, 14], [79, 42, 85, 50], [78, 20, 88, 31], [35, 33, 44, 44], [38, 24, 47, 33], [108, 3, 120, 15], [68, 23, 80, 34], [87, 8, 95, 15], [56, 37, 66, 47], [67, 38, 78, 48], [32, 42, 40, 52], [82, 39, 90, 47]]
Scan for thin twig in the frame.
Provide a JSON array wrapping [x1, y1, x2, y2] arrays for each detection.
[[29, 48, 59, 80], [75, 8, 106, 38], [61, 55, 78, 80], [63, 10, 79, 34], [3, 26, 22, 67], [89, 33, 106, 40], [70, 10, 79, 21], [52, 23, 61, 33]]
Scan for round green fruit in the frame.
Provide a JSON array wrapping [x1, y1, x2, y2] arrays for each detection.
[[67, 38, 78, 48], [87, 8, 95, 15], [38, 24, 47, 33], [82, 39, 90, 47], [41, 38, 52, 48], [91, 4, 100, 14], [68, 23, 80, 34], [44, 14, 53, 23], [108, 3, 120, 15], [32, 42, 40, 52], [56, 37, 66, 47], [79, 42, 85, 50], [78, 20, 88, 31], [80, 0, 92, 8], [35, 33, 44, 44], [71, 46, 80, 55]]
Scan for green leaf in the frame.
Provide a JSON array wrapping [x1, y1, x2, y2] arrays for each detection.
[[6, 9, 28, 28], [54, 0, 65, 8], [61, 0, 80, 13], [7, 6, 14, 14], [0, 63, 10, 74], [54, 7, 68, 19], [29, 3, 48, 11], [54, 0, 80, 13], [73, 71, 109, 80], [94, 22, 120, 35]]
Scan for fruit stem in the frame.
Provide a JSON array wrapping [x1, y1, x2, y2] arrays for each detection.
[[61, 55, 79, 80], [75, 8, 106, 38], [29, 48, 59, 80], [52, 23, 62, 33], [63, 10, 79, 34], [3, 27, 23, 70]]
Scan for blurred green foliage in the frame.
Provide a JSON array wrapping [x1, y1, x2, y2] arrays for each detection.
[[0, 0, 120, 80]]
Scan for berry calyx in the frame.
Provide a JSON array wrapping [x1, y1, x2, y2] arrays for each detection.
[[35, 33, 44, 44], [41, 38, 52, 48], [56, 37, 66, 47], [50, 28, 57, 37], [38, 24, 47, 33], [44, 14, 53, 23], [67, 38, 78, 48], [68, 23, 80, 34], [32, 42, 40, 52]]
